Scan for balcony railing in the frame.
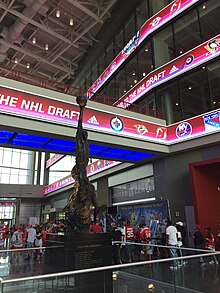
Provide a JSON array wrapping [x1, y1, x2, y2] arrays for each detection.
[[0, 66, 164, 120]]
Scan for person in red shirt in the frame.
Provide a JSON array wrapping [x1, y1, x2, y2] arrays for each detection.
[[90, 220, 102, 233], [140, 223, 153, 261], [0, 225, 6, 247], [123, 220, 135, 262], [205, 227, 218, 265]]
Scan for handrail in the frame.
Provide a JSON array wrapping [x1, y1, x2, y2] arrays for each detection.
[[0, 242, 219, 284], [0, 66, 164, 119], [1, 251, 219, 284]]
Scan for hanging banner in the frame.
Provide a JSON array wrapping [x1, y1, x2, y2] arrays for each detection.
[[87, 0, 200, 98], [114, 34, 220, 108]]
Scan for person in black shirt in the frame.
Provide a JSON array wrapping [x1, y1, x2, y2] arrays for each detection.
[[111, 222, 122, 264]]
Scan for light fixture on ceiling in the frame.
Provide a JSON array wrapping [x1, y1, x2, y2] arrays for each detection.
[[143, 72, 146, 76], [180, 50, 183, 54], [14, 58, 18, 64], [188, 86, 192, 90], [45, 44, 49, 51], [32, 37, 36, 44], [134, 79, 137, 84], [56, 9, 60, 18], [27, 62, 30, 69], [70, 18, 74, 26]]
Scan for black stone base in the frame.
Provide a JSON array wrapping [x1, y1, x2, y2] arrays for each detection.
[[45, 233, 113, 293]]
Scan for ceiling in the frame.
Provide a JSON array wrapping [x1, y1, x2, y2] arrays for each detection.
[[0, 0, 118, 84]]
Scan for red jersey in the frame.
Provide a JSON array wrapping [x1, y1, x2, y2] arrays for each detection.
[[140, 227, 152, 242], [0, 229, 6, 246], [125, 225, 135, 241], [206, 233, 215, 250], [90, 224, 102, 233]]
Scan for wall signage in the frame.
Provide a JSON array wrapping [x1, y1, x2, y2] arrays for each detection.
[[44, 160, 120, 195], [87, 0, 200, 98], [45, 154, 65, 169], [114, 35, 220, 108]]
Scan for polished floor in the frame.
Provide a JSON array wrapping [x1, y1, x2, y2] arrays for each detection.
[[0, 245, 220, 293]]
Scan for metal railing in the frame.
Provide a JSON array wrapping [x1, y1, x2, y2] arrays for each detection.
[[0, 66, 164, 119]]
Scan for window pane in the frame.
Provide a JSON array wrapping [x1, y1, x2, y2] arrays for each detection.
[[174, 9, 201, 57], [199, 0, 220, 42], [0, 149, 3, 165], [124, 13, 136, 45], [11, 151, 21, 168], [125, 55, 138, 94], [10, 174, 19, 184], [153, 26, 175, 68], [20, 153, 29, 168], [137, 40, 153, 83], [106, 41, 115, 68], [156, 80, 182, 124], [149, 0, 170, 16], [136, 0, 149, 30], [3, 150, 12, 166], [115, 68, 126, 99], [207, 59, 220, 109], [179, 68, 210, 119], [114, 27, 124, 54]]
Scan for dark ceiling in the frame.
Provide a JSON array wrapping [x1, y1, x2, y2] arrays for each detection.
[[0, 0, 118, 83]]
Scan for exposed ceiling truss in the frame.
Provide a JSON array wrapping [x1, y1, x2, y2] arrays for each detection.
[[0, 0, 118, 83]]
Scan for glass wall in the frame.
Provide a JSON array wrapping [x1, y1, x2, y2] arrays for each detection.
[[74, 0, 220, 124], [0, 148, 33, 184], [48, 155, 75, 184]]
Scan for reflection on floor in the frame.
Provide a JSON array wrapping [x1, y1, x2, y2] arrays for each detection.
[[0, 247, 219, 293]]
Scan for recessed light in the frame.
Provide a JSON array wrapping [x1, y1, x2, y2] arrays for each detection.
[[188, 86, 192, 90]]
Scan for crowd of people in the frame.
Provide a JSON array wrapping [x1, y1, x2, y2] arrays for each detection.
[[110, 219, 220, 268], [0, 218, 219, 268], [0, 221, 66, 263]]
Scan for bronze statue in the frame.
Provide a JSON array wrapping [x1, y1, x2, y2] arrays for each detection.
[[63, 96, 97, 233]]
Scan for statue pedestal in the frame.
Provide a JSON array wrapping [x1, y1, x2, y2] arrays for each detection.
[[45, 233, 113, 293]]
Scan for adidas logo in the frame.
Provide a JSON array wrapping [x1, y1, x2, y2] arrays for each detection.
[[87, 115, 99, 125], [169, 65, 179, 74]]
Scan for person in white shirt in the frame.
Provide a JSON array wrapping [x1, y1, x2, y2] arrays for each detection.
[[25, 224, 36, 260], [166, 220, 178, 269]]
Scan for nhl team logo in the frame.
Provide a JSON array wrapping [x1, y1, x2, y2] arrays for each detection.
[[110, 116, 124, 132], [122, 31, 140, 59], [170, 0, 181, 15], [176, 122, 192, 138]]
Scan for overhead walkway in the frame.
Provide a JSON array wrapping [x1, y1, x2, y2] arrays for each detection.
[[0, 77, 169, 163], [0, 77, 220, 163]]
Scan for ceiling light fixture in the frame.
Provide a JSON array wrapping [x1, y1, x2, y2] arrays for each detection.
[[143, 72, 146, 76], [45, 44, 49, 51], [27, 62, 30, 69], [14, 58, 18, 64], [70, 18, 74, 26], [32, 37, 36, 44], [56, 9, 60, 18]]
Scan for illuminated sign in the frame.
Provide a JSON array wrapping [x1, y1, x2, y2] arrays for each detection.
[[44, 160, 121, 195], [166, 109, 220, 143], [114, 35, 220, 108], [87, 0, 200, 98], [0, 86, 165, 144]]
